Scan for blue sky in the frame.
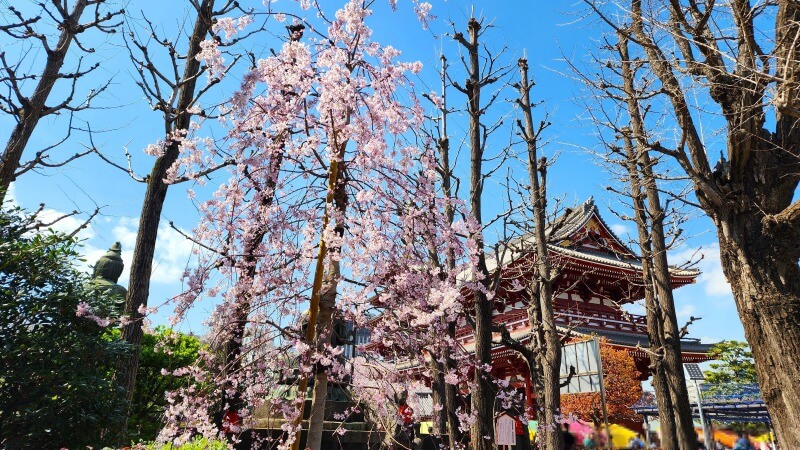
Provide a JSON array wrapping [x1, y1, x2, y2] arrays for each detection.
[[4, 0, 744, 344]]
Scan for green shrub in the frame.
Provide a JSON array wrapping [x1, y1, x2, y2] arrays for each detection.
[[135, 436, 230, 450], [0, 206, 130, 448]]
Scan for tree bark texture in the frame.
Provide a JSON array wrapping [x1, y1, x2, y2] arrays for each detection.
[[617, 34, 696, 450], [305, 114, 350, 450], [0, 0, 90, 200], [622, 134, 679, 450], [458, 17, 496, 450], [518, 58, 563, 450], [623, 1, 800, 446], [117, 0, 214, 405]]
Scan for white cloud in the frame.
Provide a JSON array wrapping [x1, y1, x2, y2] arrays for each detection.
[[106, 217, 194, 285], [676, 303, 696, 319], [5, 183, 18, 207], [610, 223, 629, 238], [699, 336, 721, 344], [671, 243, 732, 297]]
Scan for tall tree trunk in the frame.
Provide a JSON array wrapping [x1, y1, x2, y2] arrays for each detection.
[[435, 49, 462, 448], [306, 280, 338, 450], [643, 164, 695, 450], [0, 0, 90, 200], [616, 34, 695, 450], [460, 17, 495, 450], [117, 0, 214, 408], [623, 133, 678, 450], [518, 58, 562, 450], [622, 2, 800, 446], [304, 117, 350, 450]]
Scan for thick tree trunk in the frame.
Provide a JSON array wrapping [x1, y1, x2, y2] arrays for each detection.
[[0, 0, 89, 200], [307, 285, 337, 450], [429, 357, 447, 438], [443, 339, 461, 450], [471, 287, 495, 450], [117, 0, 214, 406], [715, 223, 800, 448]]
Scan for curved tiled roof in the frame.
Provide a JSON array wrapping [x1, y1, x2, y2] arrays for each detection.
[[567, 326, 714, 354], [492, 198, 699, 279]]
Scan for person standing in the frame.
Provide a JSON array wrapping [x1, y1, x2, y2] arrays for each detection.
[[561, 423, 576, 450], [395, 392, 415, 448], [629, 433, 645, 449]]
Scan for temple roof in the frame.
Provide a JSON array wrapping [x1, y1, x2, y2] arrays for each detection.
[[477, 197, 699, 280], [568, 326, 714, 355]]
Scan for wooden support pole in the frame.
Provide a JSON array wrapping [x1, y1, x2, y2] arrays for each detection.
[[290, 114, 343, 450]]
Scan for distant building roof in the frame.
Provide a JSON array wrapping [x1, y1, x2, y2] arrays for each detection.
[[568, 326, 714, 355], [632, 384, 770, 423]]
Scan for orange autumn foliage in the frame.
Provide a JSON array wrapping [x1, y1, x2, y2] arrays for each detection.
[[560, 340, 643, 426]]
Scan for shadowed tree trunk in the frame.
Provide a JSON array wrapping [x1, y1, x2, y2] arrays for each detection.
[[117, 0, 215, 408]]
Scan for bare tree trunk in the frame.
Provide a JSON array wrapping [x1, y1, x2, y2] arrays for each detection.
[[117, 0, 214, 407], [434, 50, 463, 448], [458, 18, 496, 450], [622, 133, 679, 450], [518, 58, 562, 450], [443, 323, 461, 449], [0, 0, 90, 200], [716, 224, 800, 448], [616, 34, 695, 450]]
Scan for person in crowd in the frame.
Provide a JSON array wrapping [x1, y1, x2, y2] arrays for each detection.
[[561, 423, 576, 450], [583, 431, 597, 449], [628, 433, 645, 449], [734, 432, 754, 450]]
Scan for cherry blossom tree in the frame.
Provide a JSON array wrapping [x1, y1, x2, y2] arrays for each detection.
[[114, 0, 260, 416], [155, 2, 468, 449]]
